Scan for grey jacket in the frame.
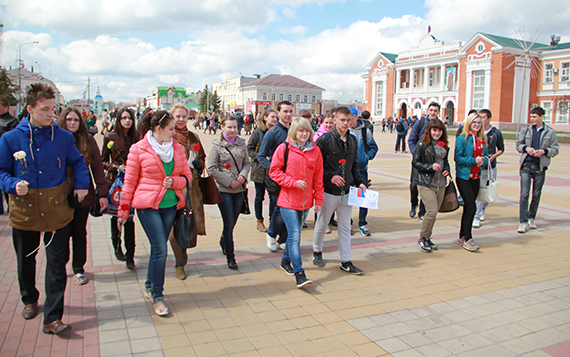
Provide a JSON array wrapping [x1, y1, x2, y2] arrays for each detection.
[[516, 124, 559, 171], [207, 135, 251, 193]]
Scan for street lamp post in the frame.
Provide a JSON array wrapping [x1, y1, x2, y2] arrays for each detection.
[[34, 61, 42, 77], [18, 41, 39, 115]]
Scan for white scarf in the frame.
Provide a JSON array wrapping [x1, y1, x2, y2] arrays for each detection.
[[146, 131, 174, 163]]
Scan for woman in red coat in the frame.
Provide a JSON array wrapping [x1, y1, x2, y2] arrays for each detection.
[[118, 110, 192, 316], [269, 117, 324, 288]]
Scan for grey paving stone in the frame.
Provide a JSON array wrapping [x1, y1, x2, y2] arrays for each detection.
[[403, 317, 438, 332], [130, 337, 163, 354], [369, 313, 400, 326], [429, 302, 457, 314], [437, 337, 475, 354], [383, 321, 416, 336], [99, 329, 129, 343], [479, 327, 515, 343], [100, 340, 132, 357], [349, 317, 377, 330], [479, 313, 511, 328], [501, 339, 540, 355], [127, 325, 158, 340], [360, 326, 394, 341], [391, 309, 420, 322], [376, 337, 412, 353], [391, 349, 425, 357], [518, 332, 559, 349], [398, 332, 433, 348], [414, 343, 452, 357], [457, 319, 493, 333]]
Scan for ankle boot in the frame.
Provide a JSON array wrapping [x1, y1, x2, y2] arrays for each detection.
[[219, 235, 226, 256], [226, 247, 237, 270], [111, 218, 126, 261], [124, 220, 136, 264], [256, 219, 268, 232]]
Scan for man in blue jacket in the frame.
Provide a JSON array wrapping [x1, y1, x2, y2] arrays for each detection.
[[349, 108, 378, 236], [0, 84, 89, 334], [257, 101, 293, 251]]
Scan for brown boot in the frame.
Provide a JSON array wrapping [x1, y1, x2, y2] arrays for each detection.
[[256, 219, 268, 232], [175, 266, 186, 280]]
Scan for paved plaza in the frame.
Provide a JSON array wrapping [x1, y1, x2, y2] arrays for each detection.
[[1, 127, 569, 357]]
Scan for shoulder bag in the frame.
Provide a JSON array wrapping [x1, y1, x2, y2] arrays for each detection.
[[199, 167, 223, 204], [173, 175, 198, 249], [439, 178, 460, 213], [477, 164, 498, 203]]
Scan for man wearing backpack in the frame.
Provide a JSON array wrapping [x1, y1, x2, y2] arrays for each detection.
[[312, 107, 367, 274], [258, 102, 293, 251], [408, 102, 442, 221], [395, 116, 408, 153]]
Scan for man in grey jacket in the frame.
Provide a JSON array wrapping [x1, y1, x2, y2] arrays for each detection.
[[515, 106, 559, 233]]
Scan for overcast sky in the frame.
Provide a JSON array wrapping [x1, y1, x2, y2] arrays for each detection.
[[1, 0, 569, 103]]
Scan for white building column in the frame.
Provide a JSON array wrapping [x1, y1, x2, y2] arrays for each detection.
[[396, 69, 401, 93], [440, 64, 446, 92], [382, 81, 388, 118], [424, 66, 429, 92], [464, 70, 473, 118]]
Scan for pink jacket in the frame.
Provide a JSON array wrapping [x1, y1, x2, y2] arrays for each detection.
[[118, 136, 192, 218], [269, 140, 324, 211], [313, 123, 330, 143]]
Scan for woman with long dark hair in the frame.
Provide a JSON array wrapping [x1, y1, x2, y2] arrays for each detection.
[[101, 107, 140, 268], [118, 110, 192, 316], [412, 119, 450, 253], [455, 113, 488, 252], [206, 115, 251, 270], [58, 108, 109, 284]]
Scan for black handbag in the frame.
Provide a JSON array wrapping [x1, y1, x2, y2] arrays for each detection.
[[264, 142, 289, 197], [224, 147, 251, 215], [89, 167, 103, 217], [439, 178, 460, 213], [173, 176, 197, 249]]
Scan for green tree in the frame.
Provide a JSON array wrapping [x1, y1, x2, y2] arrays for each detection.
[[198, 85, 222, 113], [0, 67, 18, 106], [211, 90, 222, 112]]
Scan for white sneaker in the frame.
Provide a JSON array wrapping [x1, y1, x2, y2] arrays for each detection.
[[528, 219, 537, 229], [517, 223, 528, 234], [472, 219, 481, 228], [266, 234, 277, 252], [480, 210, 485, 221], [279, 243, 286, 250]]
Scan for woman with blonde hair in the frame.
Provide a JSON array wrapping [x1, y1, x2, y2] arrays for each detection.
[[454, 113, 489, 252], [168, 103, 206, 280], [269, 117, 324, 288]]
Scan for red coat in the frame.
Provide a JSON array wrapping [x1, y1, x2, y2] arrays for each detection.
[[118, 136, 192, 218], [269, 141, 324, 211]]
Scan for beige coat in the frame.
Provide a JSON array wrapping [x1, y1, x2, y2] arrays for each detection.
[[206, 135, 251, 193]]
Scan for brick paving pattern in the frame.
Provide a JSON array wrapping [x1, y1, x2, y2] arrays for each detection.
[[0, 126, 569, 356]]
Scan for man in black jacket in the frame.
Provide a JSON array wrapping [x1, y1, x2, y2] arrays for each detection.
[[0, 98, 19, 214], [312, 107, 367, 274]]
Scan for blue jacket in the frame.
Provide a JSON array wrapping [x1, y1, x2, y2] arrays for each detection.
[[257, 122, 288, 169], [454, 134, 489, 181], [408, 117, 431, 153], [349, 118, 378, 169], [396, 118, 408, 135], [0, 117, 89, 231]]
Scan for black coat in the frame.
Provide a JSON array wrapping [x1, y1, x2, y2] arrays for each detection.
[[412, 141, 450, 188], [316, 128, 363, 196]]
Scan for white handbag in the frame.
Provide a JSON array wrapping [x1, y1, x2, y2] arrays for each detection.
[[477, 164, 498, 203]]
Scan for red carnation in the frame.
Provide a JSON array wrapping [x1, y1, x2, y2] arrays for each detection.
[[120, 204, 130, 211], [225, 163, 231, 169], [438, 141, 445, 147], [481, 141, 486, 145], [193, 144, 201, 152], [338, 159, 347, 164]]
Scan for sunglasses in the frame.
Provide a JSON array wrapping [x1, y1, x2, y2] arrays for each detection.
[[159, 111, 173, 124]]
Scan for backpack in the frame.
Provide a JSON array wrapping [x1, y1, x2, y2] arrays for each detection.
[[264, 142, 290, 197], [361, 127, 370, 152], [396, 120, 404, 132], [244, 115, 250, 126]]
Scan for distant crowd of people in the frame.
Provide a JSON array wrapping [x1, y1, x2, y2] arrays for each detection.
[[0, 83, 560, 334]]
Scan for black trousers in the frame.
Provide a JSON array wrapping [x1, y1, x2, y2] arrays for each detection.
[[110, 216, 136, 260], [410, 167, 426, 216], [65, 207, 90, 274], [456, 177, 480, 241], [13, 225, 70, 324]]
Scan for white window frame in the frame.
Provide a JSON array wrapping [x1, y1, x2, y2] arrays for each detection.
[[472, 70, 485, 110], [263, 93, 267, 100], [312, 95, 316, 103], [429, 69, 434, 87], [296, 95, 300, 102], [561, 62, 570, 82], [542, 101, 553, 123], [375, 81, 383, 116], [544, 63, 554, 83], [271, 93, 276, 101], [304, 95, 308, 103], [288, 94, 292, 101], [557, 100, 569, 124]]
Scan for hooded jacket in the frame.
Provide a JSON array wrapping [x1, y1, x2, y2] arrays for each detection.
[[0, 117, 89, 231], [349, 118, 378, 169], [269, 140, 324, 211]]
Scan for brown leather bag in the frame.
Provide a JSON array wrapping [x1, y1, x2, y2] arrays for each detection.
[[439, 178, 460, 213], [199, 168, 223, 205]]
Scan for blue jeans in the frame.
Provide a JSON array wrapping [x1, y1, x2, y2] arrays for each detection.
[[217, 192, 244, 258], [281, 208, 309, 273], [358, 169, 369, 227], [254, 182, 275, 220], [519, 162, 545, 223], [137, 206, 178, 303], [267, 197, 288, 244]]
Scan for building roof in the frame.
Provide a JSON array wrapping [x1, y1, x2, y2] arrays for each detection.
[[334, 93, 363, 105], [157, 86, 187, 97], [535, 42, 570, 51], [380, 52, 398, 63], [241, 74, 324, 91], [480, 33, 548, 50]]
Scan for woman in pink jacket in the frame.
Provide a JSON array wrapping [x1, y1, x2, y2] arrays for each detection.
[[118, 110, 192, 316], [270, 117, 324, 288]]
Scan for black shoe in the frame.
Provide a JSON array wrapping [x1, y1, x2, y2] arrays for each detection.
[[302, 223, 308, 228], [227, 257, 238, 270], [418, 238, 432, 253], [280, 259, 294, 275], [340, 261, 363, 275], [219, 237, 226, 256], [115, 247, 126, 261], [409, 205, 417, 218], [427, 238, 438, 250], [330, 218, 338, 227], [295, 272, 312, 288], [126, 258, 135, 270], [313, 252, 326, 267]]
